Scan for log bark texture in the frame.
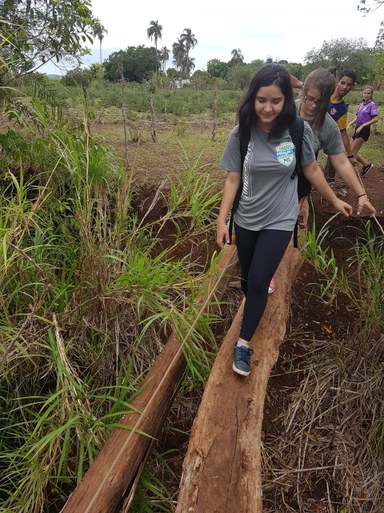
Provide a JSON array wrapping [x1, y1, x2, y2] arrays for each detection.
[[61, 245, 239, 513], [175, 242, 304, 513]]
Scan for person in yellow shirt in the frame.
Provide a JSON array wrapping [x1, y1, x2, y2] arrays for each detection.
[[326, 69, 357, 182]]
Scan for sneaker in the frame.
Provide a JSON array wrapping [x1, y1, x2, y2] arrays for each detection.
[[361, 163, 373, 176], [268, 277, 276, 294], [233, 344, 253, 376]]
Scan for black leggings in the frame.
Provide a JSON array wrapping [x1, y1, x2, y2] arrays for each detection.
[[235, 223, 292, 342]]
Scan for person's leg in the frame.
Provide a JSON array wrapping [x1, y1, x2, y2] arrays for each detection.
[[353, 126, 373, 175], [231, 224, 259, 375], [238, 229, 292, 342], [233, 228, 292, 374], [234, 222, 258, 297], [351, 137, 367, 167], [271, 203, 307, 312]]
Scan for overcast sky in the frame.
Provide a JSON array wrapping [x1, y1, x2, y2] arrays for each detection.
[[46, 0, 383, 74]]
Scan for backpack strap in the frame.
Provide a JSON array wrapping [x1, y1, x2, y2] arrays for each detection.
[[228, 129, 250, 244], [289, 116, 305, 248], [289, 116, 304, 181]]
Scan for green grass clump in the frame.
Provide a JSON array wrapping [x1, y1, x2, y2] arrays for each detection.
[[0, 84, 227, 512]]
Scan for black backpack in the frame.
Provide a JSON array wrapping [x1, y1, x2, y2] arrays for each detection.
[[228, 116, 309, 248]]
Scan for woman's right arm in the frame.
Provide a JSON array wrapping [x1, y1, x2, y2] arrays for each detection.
[[303, 161, 353, 217], [329, 152, 376, 216], [216, 171, 241, 249]]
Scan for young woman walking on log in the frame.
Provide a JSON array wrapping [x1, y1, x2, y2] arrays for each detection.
[[216, 63, 353, 377]]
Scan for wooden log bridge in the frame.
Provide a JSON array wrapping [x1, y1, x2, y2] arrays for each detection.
[[60, 244, 239, 513], [175, 242, 304, 513]]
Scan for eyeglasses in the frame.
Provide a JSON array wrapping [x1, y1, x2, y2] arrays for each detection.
[[304, 94, 321, 107]]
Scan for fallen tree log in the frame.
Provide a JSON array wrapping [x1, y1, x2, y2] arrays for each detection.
[[175, 241, 305, 513], [61, 244, 238, 513]]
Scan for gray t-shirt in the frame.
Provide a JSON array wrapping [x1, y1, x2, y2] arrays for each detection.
[[220, 122, 315, 232], [296, 101, 344, 157], [309, 112, 344, 157]]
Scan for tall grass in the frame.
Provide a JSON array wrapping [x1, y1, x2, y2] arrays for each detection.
[[288, 213, 384, 509], [261, 211, 384, 511], [304, 214, 384, 336], [0, 85, 225, 512]]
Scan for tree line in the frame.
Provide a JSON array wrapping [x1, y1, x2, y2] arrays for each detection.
[[2, 0, 384, 89], [61, 36, 384, 92]]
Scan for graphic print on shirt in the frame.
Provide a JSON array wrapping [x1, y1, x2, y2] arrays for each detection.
[[276, 141, 295, 166], [328, 101, 348, 129]]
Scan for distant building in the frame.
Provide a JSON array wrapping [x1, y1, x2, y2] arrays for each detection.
[[173, 79, 191, 89]]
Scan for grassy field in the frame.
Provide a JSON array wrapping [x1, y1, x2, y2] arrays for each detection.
[[0, 83, 383, 511]]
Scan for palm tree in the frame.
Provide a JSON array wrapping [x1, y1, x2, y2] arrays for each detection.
[[183, 56, 195, 77], [93, 22, 108, 64], [179, 28, 197, 63], [147, 20, 163, 73], [160, 46, 170, 72], [147, 20, 163, 50], [230, 48, 244, 65], [172, 40, 186, 72]]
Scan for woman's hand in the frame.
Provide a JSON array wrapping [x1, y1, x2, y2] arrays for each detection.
[[356, 194, 376, 217], [216, 219, 230, 249], [216, 171, 241, 250], [332, 198, 353, 217]]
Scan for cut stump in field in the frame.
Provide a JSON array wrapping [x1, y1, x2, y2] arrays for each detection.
[[175, 241, 304, 513]]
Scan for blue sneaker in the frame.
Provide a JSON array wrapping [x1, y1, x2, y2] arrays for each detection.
[[233, 344, 253, 376]]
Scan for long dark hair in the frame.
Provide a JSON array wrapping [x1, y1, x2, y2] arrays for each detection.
[[301, 68, 336, 132], [238, 63, 296, 144]]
